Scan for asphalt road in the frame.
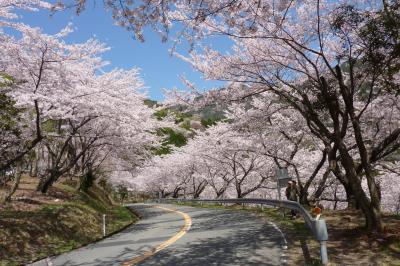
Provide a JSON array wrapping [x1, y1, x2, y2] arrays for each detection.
[[30, 203, 287, 266]]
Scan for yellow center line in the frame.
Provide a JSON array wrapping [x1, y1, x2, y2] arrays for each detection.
[[121, 205, 192, 266]]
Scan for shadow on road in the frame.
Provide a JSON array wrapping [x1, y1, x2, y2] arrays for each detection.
[[139, 206, 285, 266], [53, 204, 286, 266]]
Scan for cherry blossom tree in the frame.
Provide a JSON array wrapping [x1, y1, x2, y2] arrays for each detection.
[[0, 1, 163, 197], [95, 0, 400, 231], [4, 0, 400, 232], [0, 0, 51, 20], [225, 95, 330, 204], [138, 121, 276, 199], [0, 0, 54, 173]]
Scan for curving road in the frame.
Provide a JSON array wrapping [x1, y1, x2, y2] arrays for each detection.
[[30, 203, 287, 266]]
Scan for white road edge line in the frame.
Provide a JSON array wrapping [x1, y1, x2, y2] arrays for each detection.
[[267, 221, 289, 265], [46, 257, 53, 266]]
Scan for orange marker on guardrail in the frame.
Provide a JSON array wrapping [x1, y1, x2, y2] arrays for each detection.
[[313, 207, 322, 220]]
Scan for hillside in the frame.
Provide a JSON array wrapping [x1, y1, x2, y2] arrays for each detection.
[[0, 176, 138, 266]]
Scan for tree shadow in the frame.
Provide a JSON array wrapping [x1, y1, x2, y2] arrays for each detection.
[[139, 207, 286, 266], [52, 204, 289, 266]]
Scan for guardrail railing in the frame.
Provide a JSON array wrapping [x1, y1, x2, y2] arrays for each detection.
[[154, 197, 329, 265]]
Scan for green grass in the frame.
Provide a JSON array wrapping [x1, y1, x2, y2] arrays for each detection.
[[0, 183, 138, 266], [106, 206, 136, 233]]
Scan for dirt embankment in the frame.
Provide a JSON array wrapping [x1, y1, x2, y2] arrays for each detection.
[[0, 177, 138, 266]]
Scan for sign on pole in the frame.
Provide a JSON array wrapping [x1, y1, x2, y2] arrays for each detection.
[[276, 168, 291, 200]]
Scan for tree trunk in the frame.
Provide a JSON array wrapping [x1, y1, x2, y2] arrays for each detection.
[[193, 181, 206, 199], [299, 190, 309, 206], [1, 167, 22, 204], [172, 187, 181, 198], [28, 159, 34, 177], [335, 66, 383, 231], [313, 169, 331, 201], [344, 185, 358, 209], [333, 144, 383, 231], [215, 189, 225, 199], [331, 164, 359, 209], [37, 171, 59, 194], [236, 183, 242, 198]]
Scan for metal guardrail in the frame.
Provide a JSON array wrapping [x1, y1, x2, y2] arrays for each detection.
[[155, 197, 329, 265]]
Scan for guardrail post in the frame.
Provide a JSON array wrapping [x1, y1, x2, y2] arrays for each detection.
[[314, 219, 329, 265], [320, 241, 328, 265]]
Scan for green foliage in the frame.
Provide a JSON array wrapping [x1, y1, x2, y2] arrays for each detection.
[[0, 73, 14, 88], [144, 99, 157, 108], [116, 184, 128, 203], [360, 2, 400, 69], [201, 117, 218, 128], [151, 102, 225, 155], [153, 127, 187, 155], [179, 119, 192, 131], [154, 108, 169, 120], [153, 107, 193, 123], [107, 206, 135, 231], [333, 2, 400, 93], [0, 74, 20, 137], [152, 145, 171, 155], [42, 119, 59, 133], [0, 93, 20, 135], [173, 111, 193, 123], [98, 177, 109, 190], [0, 74, 24, 166], [79, 169, 96, 193]]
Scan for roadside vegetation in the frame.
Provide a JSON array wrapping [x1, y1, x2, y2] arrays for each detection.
[[1, 1, 400, 266], [0, 176, 138, 266]]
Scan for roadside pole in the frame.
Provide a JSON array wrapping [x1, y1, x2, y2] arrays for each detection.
[[102, 214, 106, 237], [312, 207, 329, 265], [276, 168, 291, 217]]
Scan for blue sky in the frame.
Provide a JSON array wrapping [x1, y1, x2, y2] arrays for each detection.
[[18, 2, 228, 101]]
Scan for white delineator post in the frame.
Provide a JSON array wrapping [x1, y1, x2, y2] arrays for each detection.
[[102, 214, 106, 237]]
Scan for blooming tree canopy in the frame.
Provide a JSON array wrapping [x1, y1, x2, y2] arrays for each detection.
[[0, 0, 164, 197], [90, 0, 400, 231]]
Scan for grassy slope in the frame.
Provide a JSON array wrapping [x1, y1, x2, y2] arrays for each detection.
[[0, 177, 138, 266], [176, 202, 400, 266]]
